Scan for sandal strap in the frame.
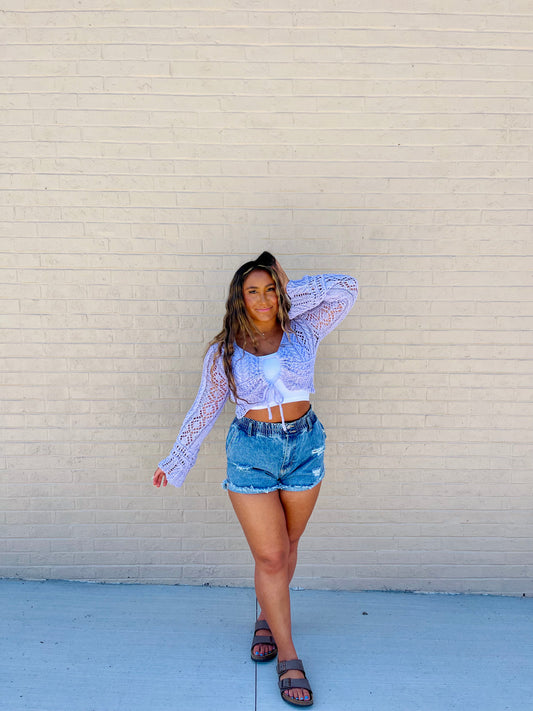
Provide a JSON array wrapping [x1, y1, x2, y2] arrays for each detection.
[[254, 620, 272, 633], [279, 677, 312, 693], [251, 633, 275, 647], [277, 659, 305, 675]]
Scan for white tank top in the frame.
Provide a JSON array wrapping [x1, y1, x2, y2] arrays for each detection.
[[247, 352, 310, 428]]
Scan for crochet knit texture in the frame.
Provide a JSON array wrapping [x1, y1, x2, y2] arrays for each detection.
[[158, 273, 358, 486]]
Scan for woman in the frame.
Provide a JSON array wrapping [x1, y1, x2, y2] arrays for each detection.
[[153, 252, 358, 707]]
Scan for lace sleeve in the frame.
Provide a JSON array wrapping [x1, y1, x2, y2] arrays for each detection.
[[287, 274, 358, 342], [157, 343, 229, 487]]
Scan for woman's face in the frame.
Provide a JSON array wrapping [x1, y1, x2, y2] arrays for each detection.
[[242, 269, 278, 328]]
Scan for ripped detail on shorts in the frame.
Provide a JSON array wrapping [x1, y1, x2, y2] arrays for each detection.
[[222, 407, 326, 494]]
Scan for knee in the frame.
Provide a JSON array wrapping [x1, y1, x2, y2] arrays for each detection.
[[255, 546, 289, 574], [288, 534, 302, 556]]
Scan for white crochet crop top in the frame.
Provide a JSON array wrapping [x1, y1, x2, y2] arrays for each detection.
[[158, 273, 359, 487]]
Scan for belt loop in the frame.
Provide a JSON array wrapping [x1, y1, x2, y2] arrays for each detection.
[[307, 408, 314, 431]]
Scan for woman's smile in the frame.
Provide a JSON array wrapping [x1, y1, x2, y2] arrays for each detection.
[[243, 269, 279, 328]]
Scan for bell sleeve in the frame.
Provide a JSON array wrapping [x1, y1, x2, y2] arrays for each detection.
[[286, 274, 359, 343], [157, 343, 229, 487]]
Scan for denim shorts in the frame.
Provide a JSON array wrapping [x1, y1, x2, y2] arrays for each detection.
[[222, 407, 326, 494]]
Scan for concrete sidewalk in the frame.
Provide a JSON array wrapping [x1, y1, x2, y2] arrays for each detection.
[[1, 579, 531, 711]]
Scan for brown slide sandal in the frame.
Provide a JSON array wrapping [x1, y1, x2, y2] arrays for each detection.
[[277, 659, 313, 707], [250, 619, 278, 662]]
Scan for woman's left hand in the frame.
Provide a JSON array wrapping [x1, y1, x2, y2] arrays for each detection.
[[153, 467, 168, 487]]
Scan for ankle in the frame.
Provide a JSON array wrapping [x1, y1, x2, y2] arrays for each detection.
[[277, 648, 298, 663]]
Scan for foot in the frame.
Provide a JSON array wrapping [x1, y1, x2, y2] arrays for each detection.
[[277, 659, 313, 706], [251, 616, 277, 659], [279, 668, 310, 704]]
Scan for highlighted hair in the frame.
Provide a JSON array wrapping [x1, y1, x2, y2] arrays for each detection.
[[208, 251, 292, 403]]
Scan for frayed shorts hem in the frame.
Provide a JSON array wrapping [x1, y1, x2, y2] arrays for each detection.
[[221, 471, 325, 495]]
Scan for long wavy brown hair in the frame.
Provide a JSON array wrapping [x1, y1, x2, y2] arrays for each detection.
[[208, 251, 292, 403]]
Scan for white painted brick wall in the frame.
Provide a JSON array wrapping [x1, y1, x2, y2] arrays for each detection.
[[1, 2, 532, 595]]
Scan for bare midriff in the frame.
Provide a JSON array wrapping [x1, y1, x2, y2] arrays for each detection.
[[244, 400, 310, 423]]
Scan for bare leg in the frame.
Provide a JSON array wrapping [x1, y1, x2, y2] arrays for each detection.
[[256, 484, 321, 636], [228, 483, 321, 703], [281, 484, 322, 583]]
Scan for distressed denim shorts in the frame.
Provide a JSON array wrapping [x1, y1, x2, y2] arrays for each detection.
[[222, 407, 326, 494]]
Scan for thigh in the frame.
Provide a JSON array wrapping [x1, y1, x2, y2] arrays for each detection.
[[280, 483, 322, 544], [227, 490, 289, 560]]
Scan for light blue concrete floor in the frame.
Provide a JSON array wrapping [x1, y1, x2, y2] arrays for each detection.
[[1, 579, 532, 711]]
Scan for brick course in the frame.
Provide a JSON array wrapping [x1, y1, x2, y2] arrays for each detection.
[[1, 2, 532, 594]]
